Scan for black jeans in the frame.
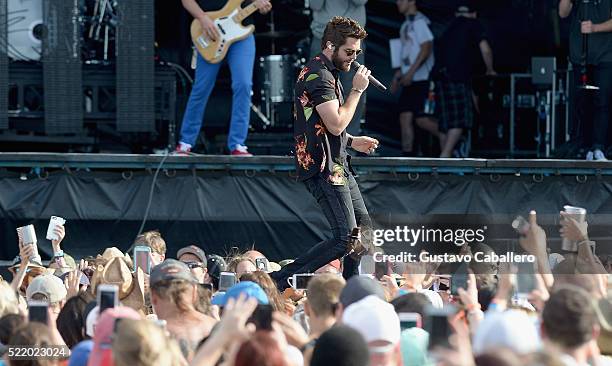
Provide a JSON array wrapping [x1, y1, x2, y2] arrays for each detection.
[[592, 62, 612, 150], [272, 173, 372, 290]]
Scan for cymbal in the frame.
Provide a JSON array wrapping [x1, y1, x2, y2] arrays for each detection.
[[255, 30, 307, 38]]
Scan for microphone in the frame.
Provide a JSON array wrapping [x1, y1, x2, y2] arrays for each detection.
[[351, 61, 387, 91]]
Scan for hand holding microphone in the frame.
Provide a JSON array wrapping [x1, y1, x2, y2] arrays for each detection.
[[351, 61, 388, 92], [352, 64, 371, 93]]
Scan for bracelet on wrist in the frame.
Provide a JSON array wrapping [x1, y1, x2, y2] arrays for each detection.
[[351, 88, 363, 94], [347, 136, 353, 148]]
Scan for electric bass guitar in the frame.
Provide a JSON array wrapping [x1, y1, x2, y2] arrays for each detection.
[[191, 0, 259, 64]]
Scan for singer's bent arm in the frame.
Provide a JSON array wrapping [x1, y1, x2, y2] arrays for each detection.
[[316, 90, 362, 136]]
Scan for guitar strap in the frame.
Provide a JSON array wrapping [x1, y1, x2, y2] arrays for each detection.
[[191, 47, 197, 70]]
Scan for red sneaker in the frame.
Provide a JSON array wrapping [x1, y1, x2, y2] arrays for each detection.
[[230, 145, 253, 157], [172, 144, 193, 156]]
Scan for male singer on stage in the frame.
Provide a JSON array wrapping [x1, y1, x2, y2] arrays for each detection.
[[271, 16, 378, 289]]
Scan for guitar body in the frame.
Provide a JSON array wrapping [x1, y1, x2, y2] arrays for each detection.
[[190, 0, 256, 64]]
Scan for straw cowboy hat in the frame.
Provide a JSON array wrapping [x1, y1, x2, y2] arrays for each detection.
[[91, 256, 145, 311], [95, 247, 132, 267]]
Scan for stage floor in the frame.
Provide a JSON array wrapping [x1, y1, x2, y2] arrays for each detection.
[[0, 152, 611, 176]]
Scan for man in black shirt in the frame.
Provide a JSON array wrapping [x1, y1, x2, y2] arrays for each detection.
[[177, 0, 272, 156], [435, 4, 495, 158], [272, 16, 378, 289], [560, 0, 612, 160]]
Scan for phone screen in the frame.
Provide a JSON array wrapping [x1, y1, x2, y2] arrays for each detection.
[[28, 303, 48, 324], [134, 246, 151, 275], [219, 272, 236, 292], [400, 319, 418, 330], [450, 272, 468, 296], [399, 313, 421, 330], [99, 290, 117, 314], [515, 262, 536, 296], [425, 304, 456, 350], [427, 314, 451, 349], [294, 274, 314, 290], [250, 304, 273, 330]]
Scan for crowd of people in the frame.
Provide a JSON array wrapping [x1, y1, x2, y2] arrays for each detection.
[[0, 209, 610, 366]]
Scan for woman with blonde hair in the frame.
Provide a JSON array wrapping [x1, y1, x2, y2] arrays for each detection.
[[112, 318, 186, 366]]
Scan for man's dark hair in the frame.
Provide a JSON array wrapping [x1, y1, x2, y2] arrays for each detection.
[[56, 293, 89, 348], [391, 292, 431, 327], [311, 325, 369, 366], [542, 286, 597, 349], [0, 314, 25, 345], [390, 292, 430, 318], [321, 16, 367, 50]]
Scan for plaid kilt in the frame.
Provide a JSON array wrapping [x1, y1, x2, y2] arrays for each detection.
[[437, 81, 473, 132]]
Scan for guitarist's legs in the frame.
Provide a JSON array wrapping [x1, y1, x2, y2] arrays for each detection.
[[226, 35, 255, 152], [178, 53, 222, 150]]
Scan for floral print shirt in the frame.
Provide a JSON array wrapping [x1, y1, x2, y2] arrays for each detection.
[[294, 53, 350, 185]]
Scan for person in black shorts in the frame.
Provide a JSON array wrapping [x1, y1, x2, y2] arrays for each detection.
[[435, 3, 496, 158]]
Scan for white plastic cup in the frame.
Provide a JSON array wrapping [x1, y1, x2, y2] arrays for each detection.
[[17, 225, 42, 265], [19, 224, 37, 244], [561, 205, 586, 252], [46, 216, 66, 241]]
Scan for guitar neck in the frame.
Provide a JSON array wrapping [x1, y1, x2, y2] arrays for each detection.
[[233, 2, 259, 23]]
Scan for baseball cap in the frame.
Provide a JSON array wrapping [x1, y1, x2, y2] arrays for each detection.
[[150, 259, 197, 286], [206, 254, 227, 279], [342, 295, 401, 345], [340, 275, 385, 308], [177, 245, 207, 268], [68, 340, 93, 366], [472, 309, 540, 355], [211, 281, 269, 306], [26, 274, 68, 303]]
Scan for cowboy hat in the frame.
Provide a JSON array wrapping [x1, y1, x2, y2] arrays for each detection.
[[91, 256, 145, 311], [95, 247, 132, 266]]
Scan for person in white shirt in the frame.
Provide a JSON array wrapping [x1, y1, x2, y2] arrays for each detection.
[[391, 0, 438, 156]]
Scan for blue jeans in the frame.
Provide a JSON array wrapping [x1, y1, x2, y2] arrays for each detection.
[[272, 173, 372, 290], [179, 35, 255, 151]]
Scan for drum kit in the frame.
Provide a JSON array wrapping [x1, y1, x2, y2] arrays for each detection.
[[250, 8, 310, 131], [253, 53, 305, 130]]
